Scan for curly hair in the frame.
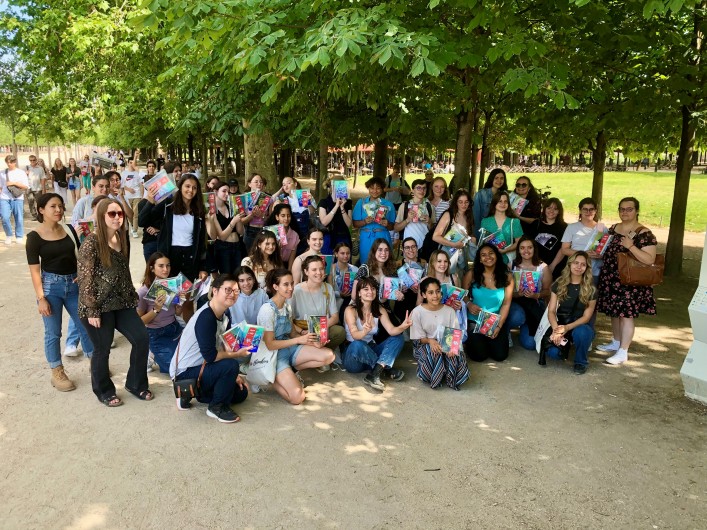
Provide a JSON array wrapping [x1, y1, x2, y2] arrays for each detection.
[[366, 238, 397, 277], [554, 251, 595, 305], [248, 230, 284, 271]]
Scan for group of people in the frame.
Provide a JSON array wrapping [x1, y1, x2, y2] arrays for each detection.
[[22, 159, 658, 424]]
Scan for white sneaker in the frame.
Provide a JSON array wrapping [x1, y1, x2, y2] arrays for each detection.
[[250, 384, 261, 394], [606, 348, 628, 365], [4, 237, 12, 245], [15, 237, 24, 245], [131, 230, 139, 239], [596, 339, 620, 352], [63, 344, 81, 358], [316, 363, 331, 373]]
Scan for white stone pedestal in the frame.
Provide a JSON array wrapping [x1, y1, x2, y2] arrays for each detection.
[[681, 230, 707, 405]]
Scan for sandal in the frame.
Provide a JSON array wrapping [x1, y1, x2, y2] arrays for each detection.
[[125, 387, 154, 401], [101, 395, 123, 407]]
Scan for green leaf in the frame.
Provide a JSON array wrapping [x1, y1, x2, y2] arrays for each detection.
[[429, 0, 441, 8], [410, 57, 425, 77], [424, 58, 440, 76]]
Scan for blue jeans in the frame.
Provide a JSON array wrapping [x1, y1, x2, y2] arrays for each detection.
[[547, 324, 594, 367], [507, 302, 537, 351], [41, 272, 94, 368], [342, 335, 404, 373], [66, 316, 94, 353], [148, 320, 182, 373], [178, 358, 247, 407], [1, 198, 24, 238], [142, 240, 159, 263]]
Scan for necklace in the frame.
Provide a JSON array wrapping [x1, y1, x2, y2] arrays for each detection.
[[303, 282, 325, 315]]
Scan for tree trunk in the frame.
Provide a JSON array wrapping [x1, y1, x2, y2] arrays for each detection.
[[199, 136, 208, 180], [235, 144, 242, 178], [318, 134, 328, 200], [373, 138, 387, 179], [478, 110, 493, 190], [33, 130, 39, 156], [470, 104, 481, 194], [589, 130, 607, 220], [453, 109, 473, 191], [209, 143, 215, 171], [222, 138, 229, 177], [353, 145, 359, 188], [243, 120, 276, 191], [187, 133, 194, 164], [279, 148, 292, 178]]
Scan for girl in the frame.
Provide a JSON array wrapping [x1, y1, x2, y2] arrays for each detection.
[[473, 168, 508, 240], [462, 243, 514, 363], [257, 269, 335, 405], [318, 178, 353, 254], [561, 197, 606, 283], [67, 158, 82, 205], [544, 251, 597, 374], [431, 189, 476, 275], [268, 203, 300, 268], [80, 155, 91, 195], [329, 242, 359, 317], [428, 176, 450, 222], [507, 236, 552, 351], [344, 277, 412, 390], [480, 191, 522, 266], [50, 158, 68, 203], [136, 252, 183, 373], [394, 178, 434, 250], [530, 198, 568, 279], [511, 176, 542, 234], [352, 238, 403, 303], [291, 228, 325, 284], [241, 230, 284, 289], [207, 180, 245, 274], [273, 176, 311, 253], [78, 199, 152, 407], [241, 173, 270, 251], [410, 277, 470, 390], [352, 177, 397, 264], [229, 266, 269, 325]]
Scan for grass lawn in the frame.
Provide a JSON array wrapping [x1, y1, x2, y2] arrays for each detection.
[[397, 170, 707, 231]]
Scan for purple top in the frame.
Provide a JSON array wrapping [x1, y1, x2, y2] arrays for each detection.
[[137, 284, 177, 329]]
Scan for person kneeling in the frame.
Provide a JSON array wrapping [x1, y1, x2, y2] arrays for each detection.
[[343, 277, 412, 391], [169, 274, 250, 423]]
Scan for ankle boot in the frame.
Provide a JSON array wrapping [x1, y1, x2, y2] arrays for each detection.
[[51, 366, 76, 392]]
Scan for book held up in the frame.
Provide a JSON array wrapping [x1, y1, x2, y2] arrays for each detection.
[[222, 321, 265, 353]]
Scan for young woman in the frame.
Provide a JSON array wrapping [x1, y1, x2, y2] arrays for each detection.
[[352, 238, 403, 304], [344, 277, 412, 390], [207, 180, 245, 274], [530, 197, 568, 279], [392, 237, 424, 325], [229, 266, 269, 325], [352, 177, 397, 264], [291, 228, 325, 284], [272, 176, 311, 253], [50, 158, 69, 203], [473, 168, 508, 239], [329, 242, 359, 317], [463, 243, 514, 362], [318, 178, 353, 254], [544, 251, 597, 374], [26, 193, 94, 392], [506, 236, 552, 351], [241, 173, 270, 251], [257, 269, 335, 405], [561, 197, 606, 282], [241, 230, 284, 289], [67, 158, 82, 205], [428, 176, 450, 222], [410, 277, 470, 390], [80, 155, 92, 195], [431, 189, 476, 274], [136, 252, 183, 373], [205, 176, 221, 193], [77, 199, 152, 407], [480, 191, 522, 265], [268, 203, 300, 268], [511, 176, 542, 234], [291, 255, 346, 356], [596, 197, 657, 365], [394, 179, 434, 249], [424, 249, 459, 288]]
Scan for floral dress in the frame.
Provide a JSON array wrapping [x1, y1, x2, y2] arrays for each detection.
[[596, 226, 657, 318]]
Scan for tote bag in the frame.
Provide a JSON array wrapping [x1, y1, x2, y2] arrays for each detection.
[[246, 345, 277, 386]]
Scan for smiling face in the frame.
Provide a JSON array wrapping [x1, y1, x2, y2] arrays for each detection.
[[109, 175, 122, 194], [249, 175, 264, 191], [432, 180, 446, 199], [433, 253, 449, 275], [413, 183, 427, 200], [495, 194, 509, 214], [544, 202, 558, 221], [368, 183, 383, 200], [515, 178, 530, 198], [579, 203, 597, 222], [180, 178, 198, 203], [335, 245, 351, 264], [305, 260, 326, 283], [493, 173, 505, 190], [214, 281, 238, 307], [570, 255, 588, 276], [173, 166, 182, 179], [216, 185, 229, 202], [518, 240, 535, 261], [39, 197, 65, 223], [308, 231, 324, 252], [276, 208, 292, 227], [273, 274, 295, 299], [358, 283, 377, 302], [259, 236, 277, 256], [237, 272, 255, 295], [478, 246, 497, 268], [281, 177, 295, 193], [402, 240, 418, 261], [374, 242, 390, 264], [151, 257, 172, 279]]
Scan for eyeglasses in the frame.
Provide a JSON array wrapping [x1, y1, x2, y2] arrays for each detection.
[[106, 211, 124, 219], [414, 186, 426, 191], [403, 245, 417, 250], [221, 287, 238, 295], [619, 207, 635, 213], [515, 183, 528, 188], [581, 207, 596, 213]]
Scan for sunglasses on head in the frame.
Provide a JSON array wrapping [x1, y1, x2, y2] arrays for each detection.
[[106, 210, 124, 219]]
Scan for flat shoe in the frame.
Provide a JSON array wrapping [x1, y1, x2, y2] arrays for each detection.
[[101, 395, 123, 407]]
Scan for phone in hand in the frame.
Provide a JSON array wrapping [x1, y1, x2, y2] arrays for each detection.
[[559, 338, 568, 346]]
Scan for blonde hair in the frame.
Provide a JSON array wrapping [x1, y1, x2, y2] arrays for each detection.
[[95, 199, 129, 268], [554, 251, 595, 305]]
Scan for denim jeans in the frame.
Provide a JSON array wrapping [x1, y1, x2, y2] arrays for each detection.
[[142, 240, 159, 263], [0, 198, 24, 238], [41, 272, 94, 368], [66, 316, 94, 354], [547, 324, 594, 367], [507, 302, 537, 351], [178, 358, 248, 407], [342, 334, 404, 373], [148, 320, 182, 373]]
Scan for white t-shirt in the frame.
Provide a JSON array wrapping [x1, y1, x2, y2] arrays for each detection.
[[121, 170, 143, 200], [410, 305, 458, 340], [257, 301, 291, 333], [1, 168, 29, 200], [26, 166, 45, 191], [561, 221, 606, 277], [172, 214, 194, 246]]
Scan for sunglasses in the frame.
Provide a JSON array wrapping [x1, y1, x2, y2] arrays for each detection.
[[516, 183, 528, 188], [106, 211, 124, 219]]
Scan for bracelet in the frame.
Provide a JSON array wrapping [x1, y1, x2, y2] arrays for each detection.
[[37, 296, 45, 302]]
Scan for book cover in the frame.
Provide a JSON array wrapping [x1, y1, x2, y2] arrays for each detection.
[[144, 279, 177, 310], [264, 224, 288, 246], [252, 191, 272, 211], [479, 227, 507, 250], [332, 180, 348, 200], [362, 199, 380, 218], [379, 277, 400, 301], [441, 284, 468, 307], [307, 315, 329, 344], [144, 173, 178, 204], [181, 278, 204, 301], [397, 263, 423, 289], [74, 220, 94, 244], [320, 254, 333, 275], [204, 192, 216, 215], [223, 322, 265, 353], [584, 229, 613, 256], [409, 203, 420, 222], [513, 270, 541, 293], [295, 189, 311, 208], [230, 193, 251, 216], [473, 310, 501, 337], [342, 271, 352, 293], [509, 192, 529, 215], [436, 325, 463, 355]]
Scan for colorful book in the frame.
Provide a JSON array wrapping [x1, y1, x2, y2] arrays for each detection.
[[264, 224, 288, 246], [341, 270, 352, 293], [320, 254, 333, 275], [251, 191, 272, 211], [362, 200, 380, 218], [230, 193, 251, 216], [144, 173, 177, 204], [181, 279, 204, 301], [204, 192, 216, 215], [222, 321, 264, 353], [441, 284, 468, 307], [513, 270, 542, 293], [479, 227, 507, 250], [436, 325, 464, 355], [584, 229, 613, 256], [144, 279, 178, 311], [307, 315, 329, 344], [295, 189, 311, 208], [73, 220, 94, 244], [509, 192, 529, 216], [397, 263, 423, 289], [473, 310, 501, 337], [379, 277, 401, 301], [332, 180, 348, 200], [442, 223, 472, 257]]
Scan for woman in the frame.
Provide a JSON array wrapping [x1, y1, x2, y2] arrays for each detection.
[[78, 199, 152, 407], [26, 193, 94, 392], [273, 176, 311, 252], [511, 175, 541, 235], [330, 242, 359, 318], [230, 266, 269, 325], [257, 269, 335, 405], [67, 158, 82, 205], [463, 243, 514, 362], [291, 255, 346, 356], [80, 155, 91, 195], [394, 179, 434, 250], [137, 252, 183, 373], [205, 176, 221, 193], [596, 197, 657, 365], [344, 277, 412, 390], [428, 176, 450, 222], [431, 189, 476, 274], [506, 236, 552, 350], [352, 177, 396, 264], [424, 249, 459, 287], [241, 173, 270, 251], [352, 238, 403, 304], [410, 277, 470, 390], [268, 203, 300, 268], [241, 230, 283, 288], [318, 178, 353, 254], [473, 168, 508, 239], [291, 228, 325, 284], [480, 191, 522, 265], [392, 237, 423, 325], [207, 180, 245, 275], [543, 251, 597, 374], [561, 197, 606, 282], [530, 198, 568, 280], [50, 158, 69, 203]]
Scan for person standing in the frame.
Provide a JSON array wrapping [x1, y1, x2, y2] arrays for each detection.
[[26, 155, 46, 220], [1, 155, 29, 245], [66, 158, 82, 206], [473, 168, 508, 240], [352, 177, 396, 265], [121, 158, 144, 239], [50, 158, 69, 204]]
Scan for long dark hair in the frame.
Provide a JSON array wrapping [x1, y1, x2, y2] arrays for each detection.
[[448, 189, 474, 234], [541, 197, 566, 224], [36, 192, 64, 223], [249, 230, 284, 270], [483, 168, 508, 191], [366, 238, 397, 277], [94, 198, 129, 268], [512, 235, 541, 268], [352, 276, 382, 319], [172, 174, 205, 217], [472, 243, 510, 288], [266, 202, 293, 225], [488, 191, 518, 218], [419, 277, 442, 303], [142, 251, 169, 286]]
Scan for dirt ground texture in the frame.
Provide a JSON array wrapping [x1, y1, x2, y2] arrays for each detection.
[[1, 203, 706, 529]]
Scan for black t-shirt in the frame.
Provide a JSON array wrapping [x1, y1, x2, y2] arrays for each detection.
[[26, 231, 77, 275], [552, 282, 596, 322], [51, 167, 67, 184], [319, 196, 353, 236], [532, 220, 567, 269]]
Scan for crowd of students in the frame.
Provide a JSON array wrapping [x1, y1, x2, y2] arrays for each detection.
[[18, 159, 659, 424]]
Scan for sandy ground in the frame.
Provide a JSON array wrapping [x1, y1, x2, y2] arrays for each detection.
[[1, 201, 706, 529]]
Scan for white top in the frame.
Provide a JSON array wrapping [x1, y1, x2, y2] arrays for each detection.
[[26, 166, 45, 191], [257, 301, 291, 332], [410, 305, 458, 340], [291, 282, 337, 319], [241, 257, 267, 289], [230, 289, 270, 325], [344, 313, 379, 343], [396, 201, 432, 249], [172, 214, 194, 246], [121, 170, 143, 200], [1, 168, 29, 200], [562, 221, 606, 277]]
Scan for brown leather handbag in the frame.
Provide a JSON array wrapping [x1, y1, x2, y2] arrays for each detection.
[[618, 252, 665, 286]]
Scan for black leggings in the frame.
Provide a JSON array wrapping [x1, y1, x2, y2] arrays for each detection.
[[465, 322, 510, 363]]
